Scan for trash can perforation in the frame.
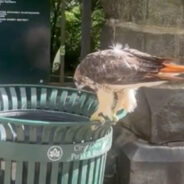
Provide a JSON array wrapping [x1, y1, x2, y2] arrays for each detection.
[[31, 88, 37, 109], [71, 126, 84, 143], [63, 127, 76, 144], [39, 162, 47, 184], [58, 91, 68, 111], [0, 88, 9, 111], [3, 124, 13, 141], [61, 162, 70, 184], [41, 126, 52, 144], [77, 94, 87, 115], [9, 124, 18, 142], [46, 162, 51, 184], [93, 157, 101, 184], [10, 87, 18, 110], [40, 88, 47, 109], [53, 127, 68, 144], [15, 161, 23, 184], [80, 160, 88, 184], [14, 125, 24, 142], [98, 155, 105, 184], [4, 160, 11, 184], [100, 154, 107, 184], [20, 87, 28, 110], [49, 89, 58, 110], [88, 158, 95, 184], [86, 159, 92, 184], [29, 126, 37, 143], [48, 126, 57, 144], [4, 88, 13, 110], [70, 161, 80, 184], [64, 93, 75, 113], [27, 162, 35, 184], [83, 97, 96, 117], [50, 163, 59, 184], [34, 162, 40, 184]]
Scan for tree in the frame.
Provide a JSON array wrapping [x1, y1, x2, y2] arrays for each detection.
[[50, 0, 105, 79]]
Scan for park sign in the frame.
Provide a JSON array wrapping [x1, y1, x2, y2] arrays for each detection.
[[0, 0, 50, 84]]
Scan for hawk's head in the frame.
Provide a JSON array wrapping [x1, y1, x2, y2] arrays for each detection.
[[74, 65, 97, 91], [74, 65, 86, 90]]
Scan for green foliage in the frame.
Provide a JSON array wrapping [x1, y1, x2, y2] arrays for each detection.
[[50, 0, 105, 73], [91, 7, 105, 51]]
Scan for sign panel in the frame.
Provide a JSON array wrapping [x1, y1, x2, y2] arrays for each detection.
[[0, 0, 50, 83]]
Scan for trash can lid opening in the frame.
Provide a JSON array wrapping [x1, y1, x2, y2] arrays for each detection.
[[0, 110, 89, 125]]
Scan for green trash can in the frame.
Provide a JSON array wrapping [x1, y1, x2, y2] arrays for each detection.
[[0, 85, 113, 184]]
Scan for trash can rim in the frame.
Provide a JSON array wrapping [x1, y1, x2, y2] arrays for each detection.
[[0, 84, 95, 95], [0, 114, 97, 126], [0, 84, 126, 125], [0, 84, 97, 126]]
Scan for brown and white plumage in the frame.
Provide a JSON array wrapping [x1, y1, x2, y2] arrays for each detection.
[[74, 44, 184, 123]]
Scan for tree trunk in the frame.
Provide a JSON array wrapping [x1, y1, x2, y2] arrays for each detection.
[[60, 0, 66, 83], [80, 0, 92, 60]]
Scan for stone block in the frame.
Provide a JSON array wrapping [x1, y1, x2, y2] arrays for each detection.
[[101, 23, 184, 60], [101, 0, 184, 27], [119, 86, 184, 144], [116, 140, 184, 184]]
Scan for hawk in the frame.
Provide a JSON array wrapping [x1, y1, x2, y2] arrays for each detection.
[[74, 44, 184, 123]]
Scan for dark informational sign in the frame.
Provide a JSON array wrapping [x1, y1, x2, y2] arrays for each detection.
[[0, 0, 50, 84]]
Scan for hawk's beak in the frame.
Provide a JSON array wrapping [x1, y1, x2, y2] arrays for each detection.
[[74, 79, 84, 92]]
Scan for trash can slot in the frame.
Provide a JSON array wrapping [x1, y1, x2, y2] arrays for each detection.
[[39, 162, 47, 183], [0, 88, 9, 111], [27, 162, 35, 184], [40, 88, 47, 108], [15, 161, 23, 184], [59, 91, 68, 111], [31, 88, 37, 109], [49, 89, 58, 110], [20, 88, 27, 110], [10, 87, 18, 110], [50, 163, 59, 183], [4, 160, 11, 184]]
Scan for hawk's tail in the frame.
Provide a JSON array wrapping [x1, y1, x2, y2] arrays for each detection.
[[155, 61, 184, 81], [160, 62, 184, 73]]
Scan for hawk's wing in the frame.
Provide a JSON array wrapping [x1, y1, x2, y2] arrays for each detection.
[[78, 48, 168, 85]]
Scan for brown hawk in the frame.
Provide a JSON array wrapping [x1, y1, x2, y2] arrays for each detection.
[[74, 44, 184, 123]]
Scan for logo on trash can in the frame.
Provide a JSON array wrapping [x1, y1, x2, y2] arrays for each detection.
[[47, 146, 63, 161]]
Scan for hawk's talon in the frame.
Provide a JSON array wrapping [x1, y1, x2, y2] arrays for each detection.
[[90, 113, 105, 124], [112, 114, 119, 122], [103, 114, 114, 122], [90, 111, 119, 124]]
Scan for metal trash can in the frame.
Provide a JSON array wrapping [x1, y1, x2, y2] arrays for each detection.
[[0, 85, 113, 184]]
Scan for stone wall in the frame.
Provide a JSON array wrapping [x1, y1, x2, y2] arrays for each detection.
[[101, 0, 184, 62]]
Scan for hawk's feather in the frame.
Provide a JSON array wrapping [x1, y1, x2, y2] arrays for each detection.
[[74, 46, 184, 90]]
